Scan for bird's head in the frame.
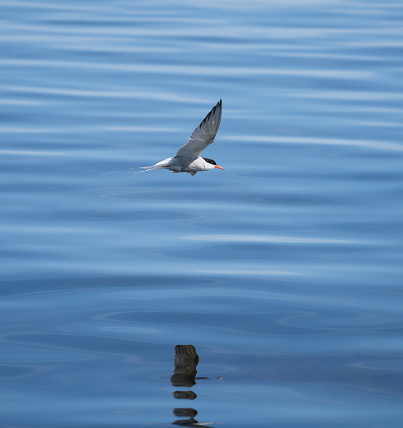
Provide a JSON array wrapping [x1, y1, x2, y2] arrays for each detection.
[[203, 157, 225, 170]]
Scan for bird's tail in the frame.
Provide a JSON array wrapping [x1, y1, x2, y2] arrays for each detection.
[[131, 157, 173, 174], [131, 165, 161, 174]]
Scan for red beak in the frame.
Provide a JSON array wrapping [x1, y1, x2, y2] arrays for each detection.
[[215, 165, 225, 170]]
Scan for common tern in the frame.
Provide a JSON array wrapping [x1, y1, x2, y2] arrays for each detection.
[[139, 99, 224, 176]]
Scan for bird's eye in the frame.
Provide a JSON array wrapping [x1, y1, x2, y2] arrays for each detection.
[[203, 157, 216, 165]]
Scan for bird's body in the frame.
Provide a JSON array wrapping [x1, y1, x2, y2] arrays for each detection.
[[139, 100, 224, 176]]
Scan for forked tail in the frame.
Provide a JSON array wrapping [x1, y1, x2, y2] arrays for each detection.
[[132, 158, 172, 174]]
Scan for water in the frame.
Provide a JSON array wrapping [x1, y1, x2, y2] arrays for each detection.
[[1, 0, 403, 426]]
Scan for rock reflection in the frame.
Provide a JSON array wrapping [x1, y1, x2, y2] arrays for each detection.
[[171, 345, 213, 427]]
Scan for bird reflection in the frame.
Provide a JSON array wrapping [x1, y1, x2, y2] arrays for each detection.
[[173, 391, 197, 400], [171, 344, 200, 388], [170, 345, 213, 427], [172, 408, 198, 426]]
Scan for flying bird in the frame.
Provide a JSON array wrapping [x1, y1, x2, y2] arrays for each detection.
[[139, 99, 224, 176]]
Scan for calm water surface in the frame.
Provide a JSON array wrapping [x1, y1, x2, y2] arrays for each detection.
[[1, 0, 403, 426]]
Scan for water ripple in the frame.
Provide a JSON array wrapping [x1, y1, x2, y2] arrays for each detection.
[[182, 234, 355, 244], [226, 135, 403, 151], [0, 59, 374, 79]]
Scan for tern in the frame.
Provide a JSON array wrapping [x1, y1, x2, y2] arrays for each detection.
[[139, 99, 224, 176]]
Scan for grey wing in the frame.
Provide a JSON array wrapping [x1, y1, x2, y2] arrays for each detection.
[[175, 99, 222, 158]]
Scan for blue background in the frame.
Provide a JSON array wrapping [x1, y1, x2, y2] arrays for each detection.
[[1, 1, 403, 426]]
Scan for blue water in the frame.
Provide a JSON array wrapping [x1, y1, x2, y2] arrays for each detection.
[[1, 0, 403, 426]]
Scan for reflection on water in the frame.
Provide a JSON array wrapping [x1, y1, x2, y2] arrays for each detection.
[[171, 345, 214, 427], [171, 345, 200, 388], [173, 408, 199, 426]]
